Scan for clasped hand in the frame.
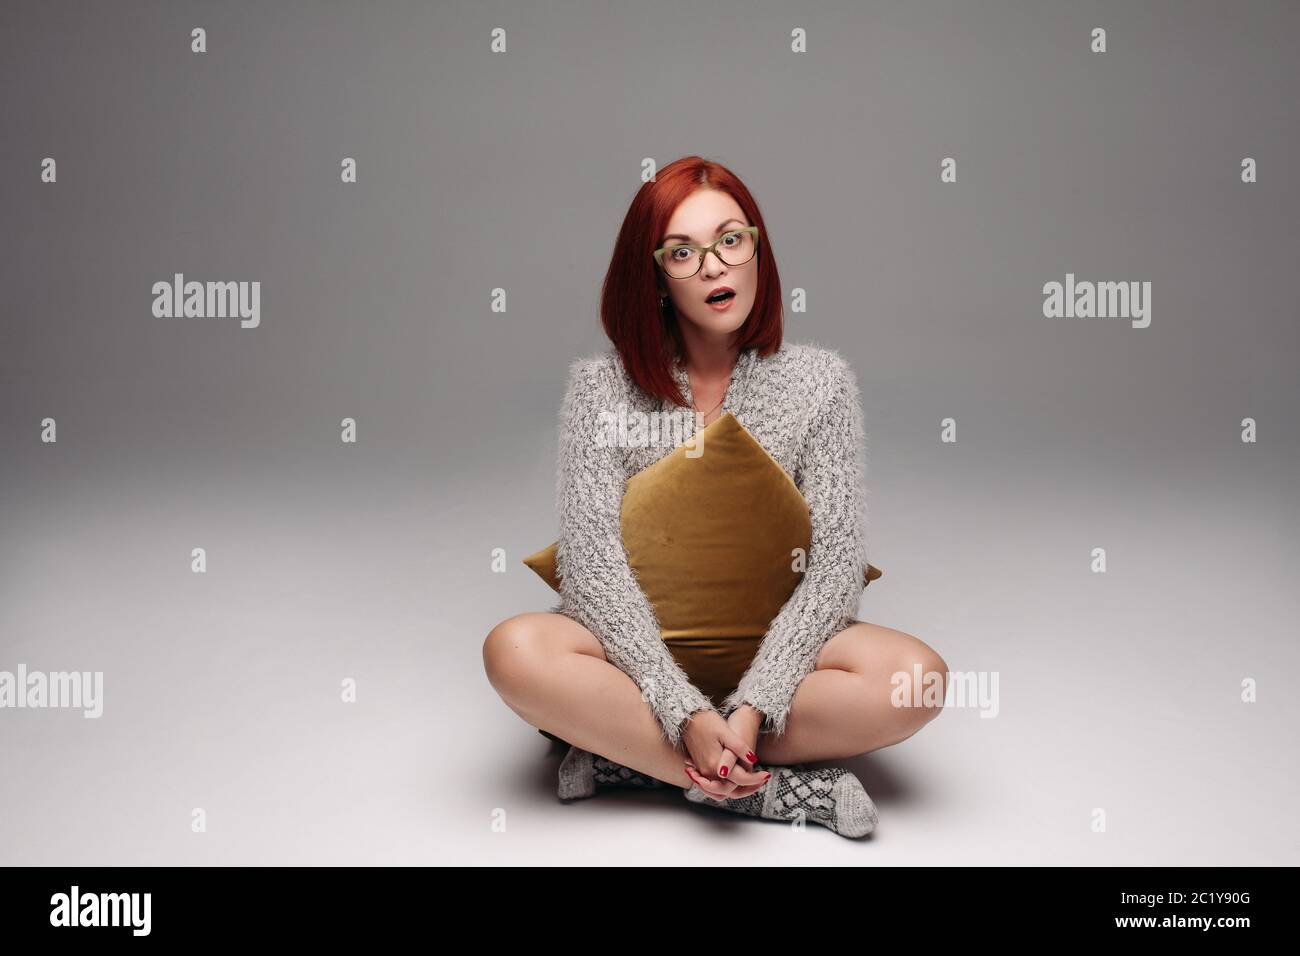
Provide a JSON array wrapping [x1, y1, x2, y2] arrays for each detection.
[[681, 704, 771, 801]]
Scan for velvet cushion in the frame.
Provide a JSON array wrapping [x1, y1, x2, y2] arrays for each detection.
[[524, 411, 881, 640]]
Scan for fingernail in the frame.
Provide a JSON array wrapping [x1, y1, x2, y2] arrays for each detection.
[[719, 766, 728, 777], [763, 772, 771, 781], [746, 751, 757, 763]]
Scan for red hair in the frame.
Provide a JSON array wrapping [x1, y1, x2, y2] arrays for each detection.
[[598, 156, 784, 407]]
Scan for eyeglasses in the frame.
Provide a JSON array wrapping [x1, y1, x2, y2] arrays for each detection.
[[653, 225, 760, 280]]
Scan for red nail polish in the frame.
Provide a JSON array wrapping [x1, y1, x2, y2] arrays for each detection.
[[746, 751, 757, 763], [719, 766, 728, 777]]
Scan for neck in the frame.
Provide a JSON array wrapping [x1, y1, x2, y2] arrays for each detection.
[[675, 323, 742, 377]]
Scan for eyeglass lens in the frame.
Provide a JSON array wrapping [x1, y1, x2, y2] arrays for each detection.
[[661, 230, 756, 278]]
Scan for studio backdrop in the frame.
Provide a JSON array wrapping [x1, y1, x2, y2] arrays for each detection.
[[1, 0, 1297, 865]]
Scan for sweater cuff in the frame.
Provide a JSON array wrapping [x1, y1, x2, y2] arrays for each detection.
[[655, 688, 718, 748], [718, 680, 794, 738]]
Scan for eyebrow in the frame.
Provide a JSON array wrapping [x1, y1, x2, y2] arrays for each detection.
[[660, 218, 745, 245]]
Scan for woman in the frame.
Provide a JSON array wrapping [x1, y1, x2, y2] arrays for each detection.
[[483, 156, 948, 838]]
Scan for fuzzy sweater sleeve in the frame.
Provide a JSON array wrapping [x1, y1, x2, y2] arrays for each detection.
[[719, 352, 869, 737], [552, 356, 719, 747]]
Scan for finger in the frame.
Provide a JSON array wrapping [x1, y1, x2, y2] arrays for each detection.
[[701, 764, 767, 800], [708, 745, 767, 785], [722, 731, 760, 771], [722, 717, 761, 768], [685, 766, 733, 801], [691, 749, 743, 796], [722, 780, 768, 799], [713, 746, 764, 785], [702, 740, 730, 779], [715, 746, 738, 782], [686, 761, 736, 796], [732, 768, 773, 793], [714, 754, 771, 795], [721, 761, 768, 787], [687, 752, 737, 791], [684, 750, 726, 790], [684, 764, 737, 800]]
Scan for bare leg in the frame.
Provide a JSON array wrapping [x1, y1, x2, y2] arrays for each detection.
[[483, 612, 695, 788], [753, 621, 949, 766]]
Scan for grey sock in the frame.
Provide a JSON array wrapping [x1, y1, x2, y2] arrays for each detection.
[[683, 765, 878, 838], [557, 745, 667, 801]]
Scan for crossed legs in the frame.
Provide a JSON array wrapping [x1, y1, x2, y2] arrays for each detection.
[[482, 611, 948, 789]]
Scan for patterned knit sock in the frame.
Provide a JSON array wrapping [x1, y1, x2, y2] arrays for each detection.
[[557, 745, 668, 800], [683, 764, 878, 838]]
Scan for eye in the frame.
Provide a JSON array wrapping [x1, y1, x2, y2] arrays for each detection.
[[720, 231, 741, 247], [668, 246, 693, 261]]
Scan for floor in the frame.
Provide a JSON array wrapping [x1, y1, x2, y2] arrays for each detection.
[[3, 454, 1295, 865]]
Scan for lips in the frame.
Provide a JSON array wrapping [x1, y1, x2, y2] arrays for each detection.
[[705, 286, 735, 303]]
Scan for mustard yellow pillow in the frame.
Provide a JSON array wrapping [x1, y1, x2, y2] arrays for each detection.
[[524, 411, 881, 639]]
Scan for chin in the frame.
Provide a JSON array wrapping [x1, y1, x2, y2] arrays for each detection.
[[684, 317, 742, 337], [683, 306, 750, 335]]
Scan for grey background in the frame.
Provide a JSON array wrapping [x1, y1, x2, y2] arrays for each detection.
[[1, 0, 1297, 864]]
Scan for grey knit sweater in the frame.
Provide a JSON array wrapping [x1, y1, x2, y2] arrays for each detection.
[[549, 340, 868, 747]]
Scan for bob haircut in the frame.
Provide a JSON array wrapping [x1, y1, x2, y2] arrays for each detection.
[[599, 155, 784, 408]]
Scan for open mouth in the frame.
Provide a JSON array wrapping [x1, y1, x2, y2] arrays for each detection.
[[706, 290, 735, 304]]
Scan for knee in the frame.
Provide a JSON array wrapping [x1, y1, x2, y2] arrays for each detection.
[[890, 635, 949, 730], [482, 615, 545, 698]]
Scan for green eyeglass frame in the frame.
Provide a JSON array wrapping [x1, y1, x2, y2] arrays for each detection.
[[653, 225, 761, 279]]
